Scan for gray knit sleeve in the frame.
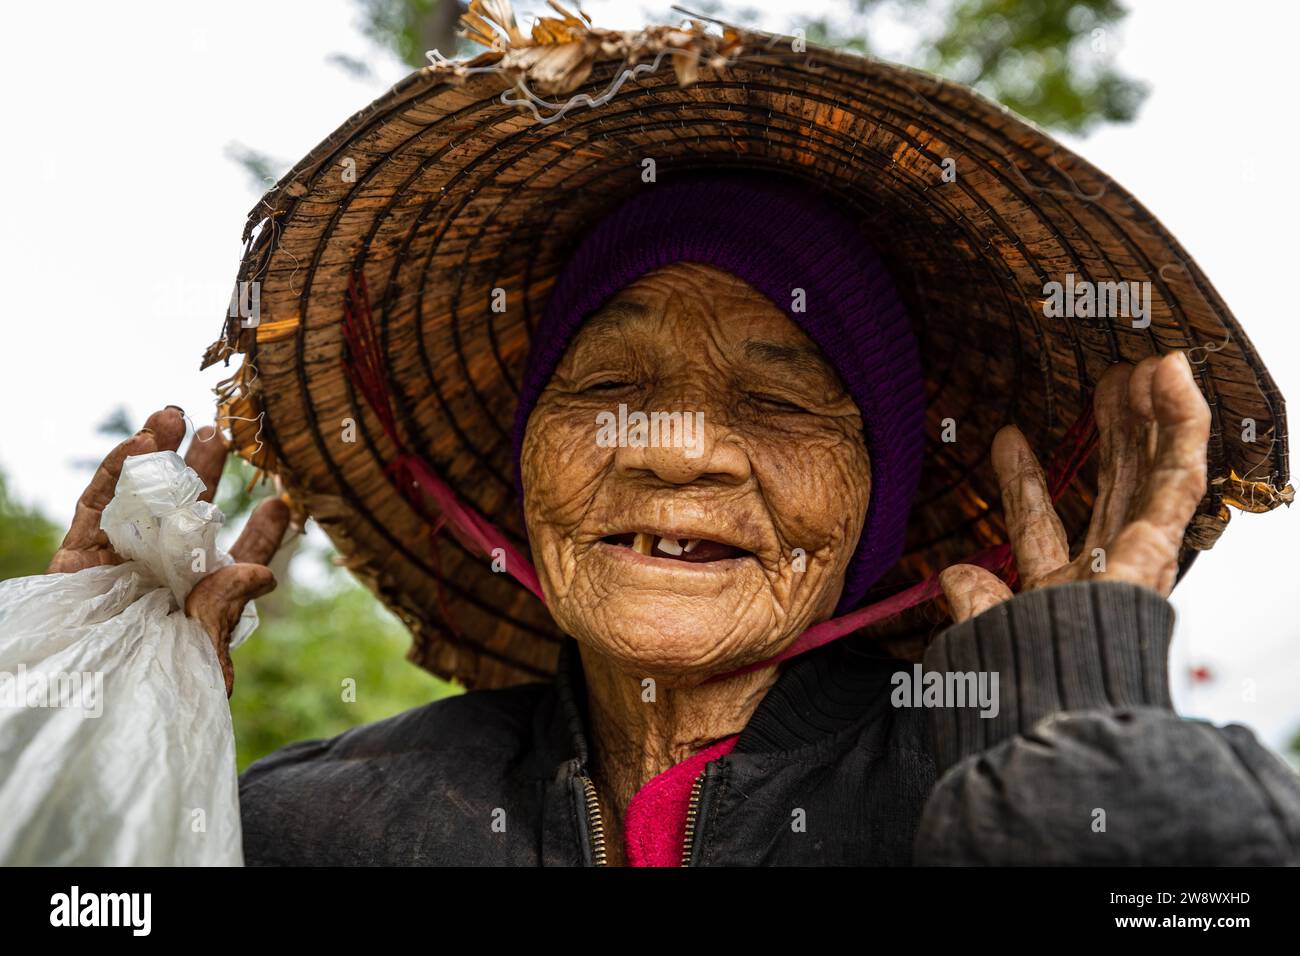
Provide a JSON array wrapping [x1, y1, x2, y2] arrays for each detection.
[[913, 580, 1300, 865]]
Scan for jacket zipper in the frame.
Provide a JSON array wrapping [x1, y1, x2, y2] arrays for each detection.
[[679, 771, 706, 866], [579, 770, 709, 867], [580, 776, 609, 866]]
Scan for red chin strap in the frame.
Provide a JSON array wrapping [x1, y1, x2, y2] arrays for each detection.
[[343, 270, 1099, 677]]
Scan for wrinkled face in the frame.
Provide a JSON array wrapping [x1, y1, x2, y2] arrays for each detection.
[[520, 262, 871, 682]]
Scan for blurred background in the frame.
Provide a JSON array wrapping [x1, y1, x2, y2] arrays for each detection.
[[1, 0, 1297, 771]]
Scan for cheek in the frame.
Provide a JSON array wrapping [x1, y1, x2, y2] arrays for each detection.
[[521, 405, 610, 532], [752, 426, 871, 558]]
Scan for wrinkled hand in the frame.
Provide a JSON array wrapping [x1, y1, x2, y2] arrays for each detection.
[[47, 406, 290, 696], [939, 351, 1211, 623]]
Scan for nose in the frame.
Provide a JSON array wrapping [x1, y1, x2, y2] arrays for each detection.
[[613, 404, 751, 486]]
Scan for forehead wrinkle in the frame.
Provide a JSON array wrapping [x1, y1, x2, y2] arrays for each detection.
[[641, 275, 740, 366], [741, 339, 835, 380], [564, 301, 653, 371], [633, 279, 726, 368], [581, 300, 652, 337]]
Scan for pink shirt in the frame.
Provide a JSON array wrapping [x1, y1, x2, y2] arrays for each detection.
[[622, 735, 740, 867]]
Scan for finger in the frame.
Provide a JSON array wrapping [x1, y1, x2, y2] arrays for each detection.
[[58, 429, 158, 553], [229, 496, 292, 565], [145, 406, 188, 453], [1134, 351, 1211, 544], [1104, 519, 1183, 597], [1127, 356, 1162, 464], [991, 425, 1069, 588], [185, 423, 230, 504], [216, 645, 234, 698], [47, 545, 125, 574], [185, 563, 277, 624], [1084, 363, 1141, 551], [184, 563, 277, 697], [940, 564, 1013, 624], [58, 407, 187, 554]]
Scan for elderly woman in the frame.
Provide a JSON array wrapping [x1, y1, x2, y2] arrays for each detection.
[[59, 13, 1300, 865]]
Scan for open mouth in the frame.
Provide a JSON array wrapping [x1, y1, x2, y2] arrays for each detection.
[[601, 532, 752, 563]]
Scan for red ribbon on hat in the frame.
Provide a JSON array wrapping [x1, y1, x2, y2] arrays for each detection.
[[341, 270, 543, 606]]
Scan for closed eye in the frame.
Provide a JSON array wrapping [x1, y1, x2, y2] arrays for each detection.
[[584, 378, 634, 392], [749, 393, 810, 414]]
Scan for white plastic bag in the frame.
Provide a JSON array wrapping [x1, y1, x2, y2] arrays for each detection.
[[0, 451, 257, 865]]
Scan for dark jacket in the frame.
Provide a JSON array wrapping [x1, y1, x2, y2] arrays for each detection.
[[239, 581, 1300, 865]]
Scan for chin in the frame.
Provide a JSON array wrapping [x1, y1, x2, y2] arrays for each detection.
[[572, 589, 785, 682]]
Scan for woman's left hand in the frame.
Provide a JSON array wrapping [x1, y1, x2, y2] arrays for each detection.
[[939, 351, 1212, 623]]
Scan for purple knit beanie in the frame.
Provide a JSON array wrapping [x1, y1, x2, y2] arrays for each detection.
[[511, 174, 925, 613]]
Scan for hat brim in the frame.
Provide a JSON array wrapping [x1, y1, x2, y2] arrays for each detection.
[[203, 23, 1290, 690]]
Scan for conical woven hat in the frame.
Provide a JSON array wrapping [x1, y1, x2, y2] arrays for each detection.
[[202, 3, 1291, 690]]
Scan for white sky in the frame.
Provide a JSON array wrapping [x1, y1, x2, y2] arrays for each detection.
[[0, 1, 1296, 760]]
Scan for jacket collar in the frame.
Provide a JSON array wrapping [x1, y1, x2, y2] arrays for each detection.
[[537, 630, 905, 771]]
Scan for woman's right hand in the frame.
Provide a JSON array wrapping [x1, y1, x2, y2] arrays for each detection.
[[938, 352, 1210, 623], [47, 406, 290, 696]]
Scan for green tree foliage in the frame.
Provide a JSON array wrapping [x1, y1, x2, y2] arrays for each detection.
[[230, 561, 458, 771], [920, 0, 1145, 133], [354, 0, 465, 68], [203, 446, 461, 770], [803, 0, 1146, 134], [0, 470, 62, 581], [224, 141, 289, 194]]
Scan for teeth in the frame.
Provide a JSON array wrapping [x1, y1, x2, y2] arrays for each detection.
[[683, 538, 700, 553], [656, 537, 683, 556], [632, 532, 654, 555]]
